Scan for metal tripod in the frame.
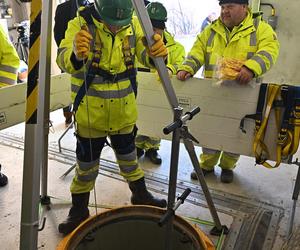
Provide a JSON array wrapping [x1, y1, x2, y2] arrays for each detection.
[[159, 107, 229, 250], [131, 0, 228, 249]]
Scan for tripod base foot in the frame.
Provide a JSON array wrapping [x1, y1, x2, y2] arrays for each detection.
[[210, 225, 229, 236], [40, 196, 51, 210]]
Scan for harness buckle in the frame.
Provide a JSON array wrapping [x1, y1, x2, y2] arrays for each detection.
[[293, 118, 300, 126], [277, 130, 288, 145], [254, 120, 261, 132], [293, 110, 300, 119], [281, 85, 289, 92]]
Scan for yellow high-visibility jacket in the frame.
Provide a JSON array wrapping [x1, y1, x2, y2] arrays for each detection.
[[0, 26, 19, 88], [178, 10, 279, 78], [164, 31, 185, 74], [57, 13, 153, 135]]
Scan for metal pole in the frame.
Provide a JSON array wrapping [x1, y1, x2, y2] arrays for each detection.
[[164, 107, 183, 250], [20, 0, 42, 248], [287, 162, 300, 236], [183, 136, 223, 230], [39, 0, 53, 204], [131, 0, 179, 109], [20, 0, 53, 248], [58, 121, 74, 153]]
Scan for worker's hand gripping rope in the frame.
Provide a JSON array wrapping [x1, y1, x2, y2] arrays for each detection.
[[73, 25, 93, 61]]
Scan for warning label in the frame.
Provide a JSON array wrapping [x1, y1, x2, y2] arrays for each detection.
[[178, 96, 191, 110]]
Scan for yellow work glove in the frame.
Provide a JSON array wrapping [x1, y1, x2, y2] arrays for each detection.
[[73, 26, 93, 61], [148, 33, 168, 58]]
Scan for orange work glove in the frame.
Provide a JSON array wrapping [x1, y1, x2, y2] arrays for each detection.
[[148, 33, 168, 58], [73, 26, 93, 61]]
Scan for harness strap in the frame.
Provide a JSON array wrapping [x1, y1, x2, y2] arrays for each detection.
[[244, 84, 300, 169], [279, 85, 295, 157], [291, 87, 300, 155], [73, 13, 102, 113], [73, 67, 137, 112], [240, 83, 267, 133], [253, 84, 281, 168], [78, 4, 101, 24], [72, 6, 137, 113], [281, 86, 300, 157], [122, 25, 137, 97]]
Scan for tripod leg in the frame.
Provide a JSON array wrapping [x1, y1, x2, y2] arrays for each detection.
[[59, 162, 76, 179], [182, 138, 228, 235], [20, 44, 27, 64], [164, 127, 182, 250], [287, 164, 300, 237], [167, 128, 181, 208], [58, 121, 74, 153], [292, 164, 300, 202]]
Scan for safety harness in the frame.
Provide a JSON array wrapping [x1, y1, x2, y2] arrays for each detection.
[[73, 5, 137, 113], [240, 83, 300, 168]]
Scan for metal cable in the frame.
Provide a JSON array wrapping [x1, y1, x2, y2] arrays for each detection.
[[76, 0, 98, 215]]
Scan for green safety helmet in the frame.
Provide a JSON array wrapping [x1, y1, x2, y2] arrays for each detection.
[[147, 2, 167, 22], [94, 0, 133, 26]]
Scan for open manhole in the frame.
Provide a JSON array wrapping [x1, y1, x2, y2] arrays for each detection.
[[57, 206, 214, 250]]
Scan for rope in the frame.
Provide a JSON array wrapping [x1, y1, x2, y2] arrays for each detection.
[[75, 0, 97, 215], [184, 216, 225, 249]]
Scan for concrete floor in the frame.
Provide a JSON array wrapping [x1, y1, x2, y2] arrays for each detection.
[[0, 110, 299, 249]]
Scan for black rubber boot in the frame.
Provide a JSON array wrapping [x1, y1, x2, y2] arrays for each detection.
[[129, 177, 167, 208], [145, 149, 162, 165], [58, 192, 90, 235], [190, 168, 214, 180], [221, 169, 234, 183], [0, 164, 8, 187]]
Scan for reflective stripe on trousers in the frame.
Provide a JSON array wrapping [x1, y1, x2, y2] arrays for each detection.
[[199, 147, 240, 171], [70, 131, 144, 193]]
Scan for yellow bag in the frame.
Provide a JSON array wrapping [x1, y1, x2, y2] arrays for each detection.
[[217, 57, 245, 80]]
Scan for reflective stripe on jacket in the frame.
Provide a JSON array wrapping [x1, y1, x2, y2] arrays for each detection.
[[0, 26, 19, 88], [178, 10, 279, 78], [57, 15, 150, 133]]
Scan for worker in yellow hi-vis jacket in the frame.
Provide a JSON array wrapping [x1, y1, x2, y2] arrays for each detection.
[[0, 25, 19, 88], [177, 0, 279, 183], [136, 2, 185, 165], [0, 25, 19, 187], [56, 0, 168, 235]]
